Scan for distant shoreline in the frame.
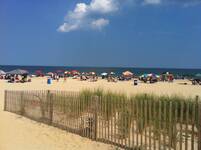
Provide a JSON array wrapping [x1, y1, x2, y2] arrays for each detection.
[[1, 64, 201, 70], [1, 65, 201, 77]]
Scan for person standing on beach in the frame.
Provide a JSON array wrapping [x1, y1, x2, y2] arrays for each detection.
[[56, 75, 59, 82]]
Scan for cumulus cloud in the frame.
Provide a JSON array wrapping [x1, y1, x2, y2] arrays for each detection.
[[143, 0, 201, 6], [90, 0, 118, 13], [57, 23, 79, 32], [143, 0, 161, 5], [91, 18, 109, 30], [57, 0, 201, 32], [58, 0, 118, 32]]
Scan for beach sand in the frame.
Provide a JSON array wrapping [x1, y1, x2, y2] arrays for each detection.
[[0, 77, 201, 150]]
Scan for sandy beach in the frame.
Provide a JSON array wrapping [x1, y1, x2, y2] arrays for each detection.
[[0, 77, 201, 150]]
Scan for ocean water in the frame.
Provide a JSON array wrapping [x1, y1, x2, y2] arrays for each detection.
[[0, 65, 201, 77]]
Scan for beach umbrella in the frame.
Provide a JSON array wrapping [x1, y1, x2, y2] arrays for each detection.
[[140, 74, 148, 78], [147, 73, 158, 78], [35, 70, 44, 76], [7, 69, 29, 75], [110, 72, 115, 75], [71, 70, 80, 75], [122, 71, 133, 77], [101, 72, 108, 76], [47, 72, 54, 76], [71, 70, 78, 73], [0, 70, 6, 75]]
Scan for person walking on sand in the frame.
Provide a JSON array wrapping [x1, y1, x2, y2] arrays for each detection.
[[57, 75, 59, 82]]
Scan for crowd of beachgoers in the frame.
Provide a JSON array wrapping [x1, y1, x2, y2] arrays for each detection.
[[0, 69, 201, 85]]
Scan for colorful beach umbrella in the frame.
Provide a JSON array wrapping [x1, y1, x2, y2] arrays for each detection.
[[35, 70, 44, 75], [71, 70, 80, 75], [7, 69, 29, 75], [122, 71, 133, 76]]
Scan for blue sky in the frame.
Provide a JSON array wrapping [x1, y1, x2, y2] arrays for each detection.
[[0, 0, 201, 68]]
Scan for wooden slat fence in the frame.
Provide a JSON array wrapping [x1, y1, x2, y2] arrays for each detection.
[[4, 90, 201, 150]]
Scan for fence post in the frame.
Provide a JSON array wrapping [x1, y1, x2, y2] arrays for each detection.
[[4, 90, 7, 111], [197, 96, 201, 150], [94, 95, 99, 140], [20, 91, 25, 115], [48, 90, 53, 125]]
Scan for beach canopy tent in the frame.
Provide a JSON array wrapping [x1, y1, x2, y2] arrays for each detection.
[[122, 71, 133, 77], [0, 70, 6, 75], [7, 69, 29, 75], [101, 72, 108, 76]]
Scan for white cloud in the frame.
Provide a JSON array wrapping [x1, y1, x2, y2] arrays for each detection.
[[58, 0, 201, 32], [91, 18, 109, 30], [67, 3, 88, 20], [57, 23, 79, 32], [143, 0, 201, 6], [90, 0, 118, 13], [143, 0, 161, 5], [182, 1, 201, 7], [58, 0, 119, 32]]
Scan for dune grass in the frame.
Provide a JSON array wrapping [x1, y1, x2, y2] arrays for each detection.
[[75, 89, 199, 147], [10, 89, 200, 149], [39, 89, 200, 148]]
